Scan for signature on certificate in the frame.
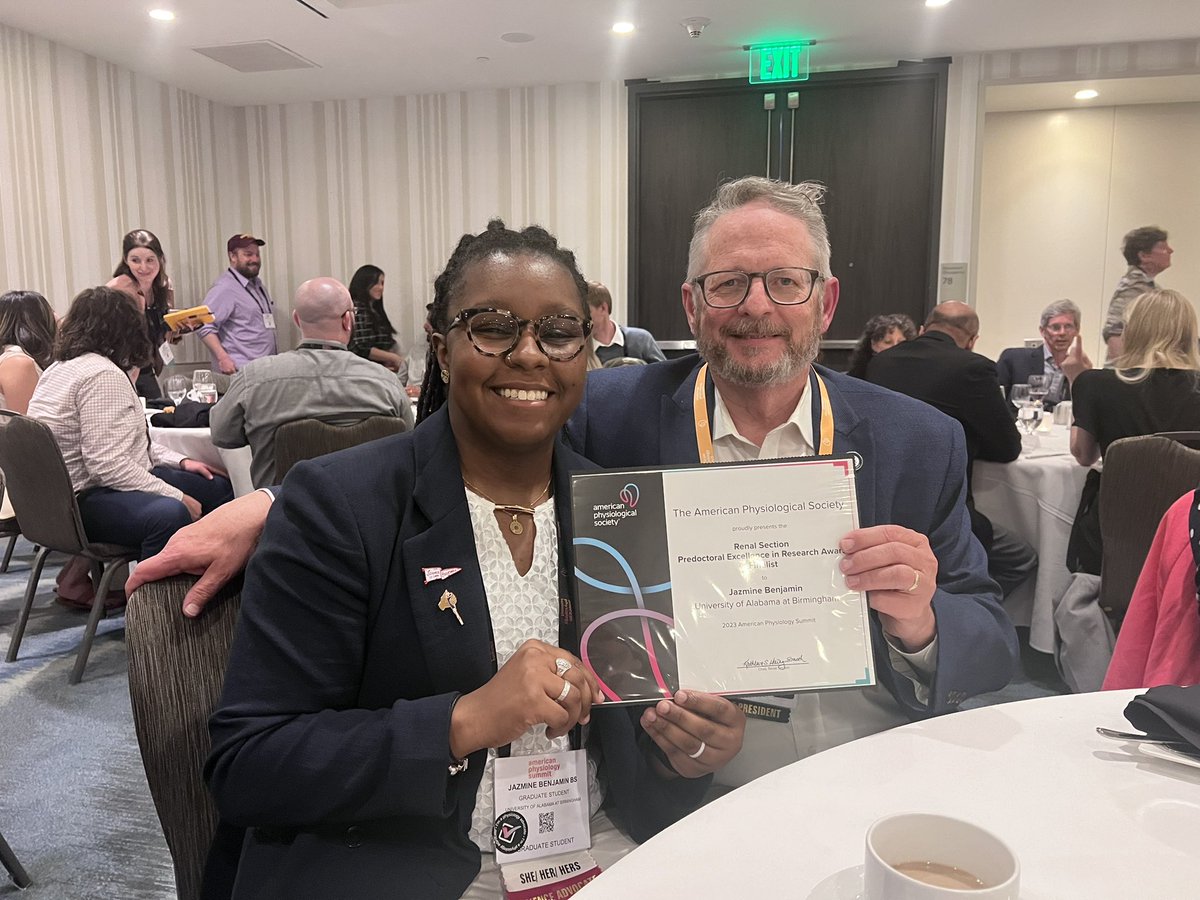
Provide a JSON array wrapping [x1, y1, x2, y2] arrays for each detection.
[[739, 655, 808, 671]]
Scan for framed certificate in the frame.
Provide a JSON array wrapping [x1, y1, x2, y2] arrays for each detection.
[[570, 457, 875, 703]]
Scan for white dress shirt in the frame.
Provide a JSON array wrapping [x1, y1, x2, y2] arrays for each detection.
[[708, 379, 939, 787]]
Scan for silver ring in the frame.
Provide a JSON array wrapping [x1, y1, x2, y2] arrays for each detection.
[[555, 680, 572, 704], [554, 657, 573, 677], [903, 570, 921, 594], [687, 740, 707, 760]]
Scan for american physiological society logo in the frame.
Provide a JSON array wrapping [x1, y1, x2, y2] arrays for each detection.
[[589, 483, 641, 528]]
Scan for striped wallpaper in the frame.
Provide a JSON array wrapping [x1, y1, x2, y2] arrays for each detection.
[[0, 21, 628, 356]]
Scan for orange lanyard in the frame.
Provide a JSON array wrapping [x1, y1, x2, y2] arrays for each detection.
[[692, 363, 834, 463]]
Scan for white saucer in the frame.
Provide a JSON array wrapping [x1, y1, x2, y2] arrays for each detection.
[[807, 865, 863, 900]]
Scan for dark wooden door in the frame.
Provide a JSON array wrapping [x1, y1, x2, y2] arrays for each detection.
[[628, 63, 946, 345]]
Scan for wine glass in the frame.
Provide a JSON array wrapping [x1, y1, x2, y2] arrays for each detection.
[[1027, 374, 1048, 409], [1010, 384, 1036, 431], [165, 374, 188, 405]]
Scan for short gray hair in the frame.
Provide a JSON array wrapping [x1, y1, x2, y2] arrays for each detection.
[[1040, 298, 1081, 330], [686, 177, 832, 281]]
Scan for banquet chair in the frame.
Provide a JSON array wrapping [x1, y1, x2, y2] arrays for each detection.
[[1099, 435, 1200, 627], [126, 575, 242, 900], [1155, 431, 1200, 449], [273, 414, 408, 482], [0, 411, 138, 684], [0, 825, 32, 888], [0, 515, 20, 572]]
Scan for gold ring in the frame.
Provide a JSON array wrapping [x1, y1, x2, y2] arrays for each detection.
[[903, 570, 921, 594]]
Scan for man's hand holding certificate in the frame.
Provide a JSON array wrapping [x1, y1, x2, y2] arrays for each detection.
[[570, 457, 877, 703]]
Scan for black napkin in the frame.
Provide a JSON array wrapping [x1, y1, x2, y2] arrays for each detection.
[[1124, 684, 1200, 750], [149, 399, 211, 429]]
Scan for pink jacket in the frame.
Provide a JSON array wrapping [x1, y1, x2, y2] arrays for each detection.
[[1104, 491, 1200, 690]]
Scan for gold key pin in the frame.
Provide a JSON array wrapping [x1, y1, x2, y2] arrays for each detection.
[[438, 590, 464, 626]]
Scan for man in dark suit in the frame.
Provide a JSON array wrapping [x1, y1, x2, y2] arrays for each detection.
[[866, 302, 1037, 598], [996, 299, 1091, 409], [566, 177, 1017, 786]]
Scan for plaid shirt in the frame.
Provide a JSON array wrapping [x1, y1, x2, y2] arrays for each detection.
[[27, 353, 185, 500], [349, 299, 396, 358]]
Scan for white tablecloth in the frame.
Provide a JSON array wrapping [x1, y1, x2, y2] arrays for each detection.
[[149, 425, 255, 497], [578, 690, 1200, 899], [973, 424, 1092, 653]]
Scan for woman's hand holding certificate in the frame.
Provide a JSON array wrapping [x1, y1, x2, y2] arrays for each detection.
[[839, 524, 938, 652], [640, 690, 747, 778]]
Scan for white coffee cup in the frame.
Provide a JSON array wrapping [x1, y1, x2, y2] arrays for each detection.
[[1053, 400, 1073, 427], [864, 813, 1019, 899]]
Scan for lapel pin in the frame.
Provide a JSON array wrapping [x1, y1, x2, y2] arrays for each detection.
[[423, 566, 463, 584], [438, 590, 464, 626]]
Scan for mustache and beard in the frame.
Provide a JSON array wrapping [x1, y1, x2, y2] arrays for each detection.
[[695, 301, 823, 387]]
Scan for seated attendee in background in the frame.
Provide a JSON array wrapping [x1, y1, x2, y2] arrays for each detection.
[[107, 228, 175, 400], [0, 289, 57, 518], [586, 281, 666, 365], [996, 298, 1091, 410], [845, 313, 916, 379], [27, 287, 232, 580], [348, 264, 410, 382], [1069, 289, 1200, 575], [210, 276, 412, 489], [1103, 489, 1200, 691], [866, 302, 1036, 598], [205, 221, 743, 898], [1103, 226, 1172, 364]]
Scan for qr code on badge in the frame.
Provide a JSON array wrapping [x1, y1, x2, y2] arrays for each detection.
[[539, 811, 554, 834]]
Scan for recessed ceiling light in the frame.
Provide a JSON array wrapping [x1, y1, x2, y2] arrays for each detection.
[[148, 8, 176, 21], [925, 0, 951, 7], [612, 22, 635, 34], [1074, 89, 1099, 100], [501, 32, 535, 44]]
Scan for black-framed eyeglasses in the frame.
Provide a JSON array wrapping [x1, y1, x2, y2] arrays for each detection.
[[446, 307, 593, 362], [692, 267, 824, 308]]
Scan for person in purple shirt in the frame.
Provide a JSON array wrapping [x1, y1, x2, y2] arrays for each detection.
[[198, 234, 278, 374]]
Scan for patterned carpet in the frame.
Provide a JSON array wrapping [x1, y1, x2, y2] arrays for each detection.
[[0, 540, 175, 899], [0, 537, 1065, 898]]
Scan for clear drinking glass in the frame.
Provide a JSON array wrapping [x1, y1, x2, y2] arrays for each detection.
[[165, 374, 188, 405], [1026, 374, 1048, 409], [191, 369, 217, 404], [1010, 384, 1038, 435]]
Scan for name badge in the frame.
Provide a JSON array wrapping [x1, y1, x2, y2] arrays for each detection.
[[158, 342, 175, 366], [493, 750, 590, 865], [262, 312, 276, 330], [731, 697, 792, 723]]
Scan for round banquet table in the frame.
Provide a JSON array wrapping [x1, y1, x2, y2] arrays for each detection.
[[973, 423, 1092, 653], [577, 691, 1200, 899], [148, 424, 255, 497]]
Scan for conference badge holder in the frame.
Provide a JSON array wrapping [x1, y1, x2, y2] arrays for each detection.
[[493, 750, 590, 866]]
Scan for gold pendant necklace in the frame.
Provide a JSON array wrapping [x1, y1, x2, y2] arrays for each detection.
[[462, 476, 552, 535]]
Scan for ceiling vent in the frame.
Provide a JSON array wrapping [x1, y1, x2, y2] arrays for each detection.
[[192, 41, 319, 73]]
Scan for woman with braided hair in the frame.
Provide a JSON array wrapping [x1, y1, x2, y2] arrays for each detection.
[[206, 219, 745, 898]]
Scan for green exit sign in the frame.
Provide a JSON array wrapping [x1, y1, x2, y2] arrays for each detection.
[[748, 42, 812, 84]]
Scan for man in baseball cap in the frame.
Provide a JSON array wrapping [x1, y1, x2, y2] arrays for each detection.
[[198, 233, 277, 374]]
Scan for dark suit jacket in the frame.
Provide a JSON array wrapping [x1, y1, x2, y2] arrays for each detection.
[[996, 344, 1068, 409], [206, 408, 708, 898], [866, 331, 1021, 549], [565, 355, 1018, 717]]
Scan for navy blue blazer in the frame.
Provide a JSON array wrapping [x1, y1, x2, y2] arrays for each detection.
[[206, 407, 708, 898], [565, 355, 1018, 715], [996, 345, 1067, 409]]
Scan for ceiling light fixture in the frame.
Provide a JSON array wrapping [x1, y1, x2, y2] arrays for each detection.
[[1074, 89, 1099, 100], [148, 8, 176, 21], [924, 0, 951, 7], [612, 22, 635, 34]]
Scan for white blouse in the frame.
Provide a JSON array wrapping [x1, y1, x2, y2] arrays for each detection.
[[463, 489, 602, 852]]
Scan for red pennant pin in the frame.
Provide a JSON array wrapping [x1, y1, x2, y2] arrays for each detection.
[[423, 566, 463, 585]]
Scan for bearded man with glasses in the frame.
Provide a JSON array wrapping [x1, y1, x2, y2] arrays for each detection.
[[565, 176, 1018, 787]]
